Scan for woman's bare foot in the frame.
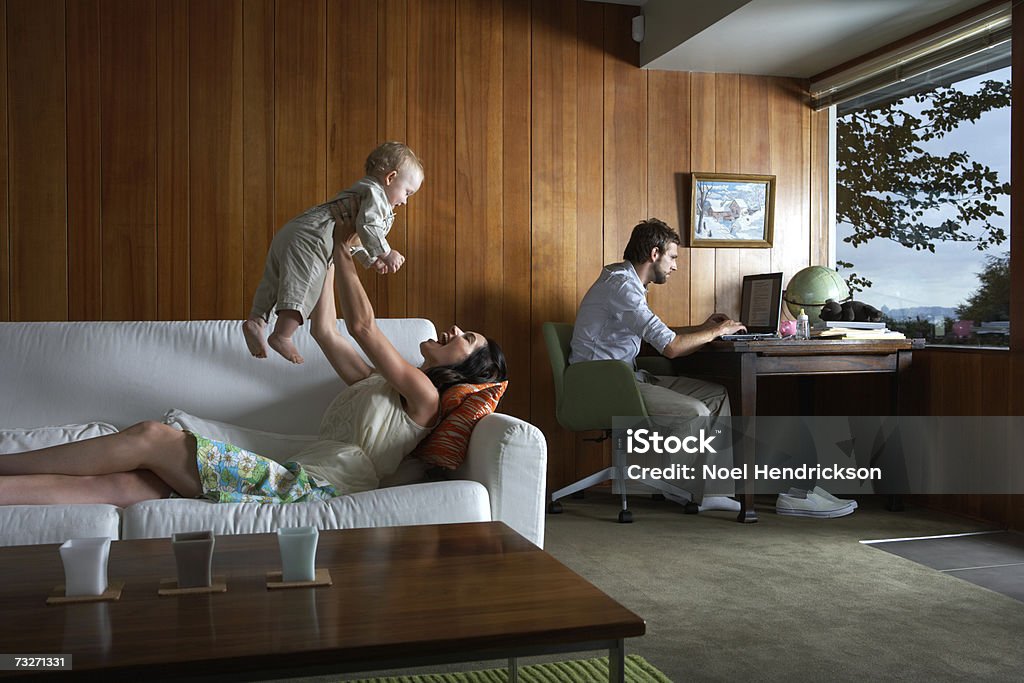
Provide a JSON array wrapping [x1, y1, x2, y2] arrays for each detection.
[[268, 333, 304, 364], [242, 318, 269, 358]]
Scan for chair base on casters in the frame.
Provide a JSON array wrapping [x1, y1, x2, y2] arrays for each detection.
[[548, 465, 695, 523]]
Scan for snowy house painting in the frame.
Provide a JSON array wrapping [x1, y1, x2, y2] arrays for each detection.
[[690, 172, 776, 248]]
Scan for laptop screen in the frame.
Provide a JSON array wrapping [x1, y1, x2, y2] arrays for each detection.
[[738, 272, 784, 334]]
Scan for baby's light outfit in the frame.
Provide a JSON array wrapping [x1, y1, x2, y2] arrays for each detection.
[[339, 175, 395, 268], [249, 176, 395, 322]]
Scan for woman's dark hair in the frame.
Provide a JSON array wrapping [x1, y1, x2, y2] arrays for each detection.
[[622, 218, 680, 263], [424, 337, 508, 395]]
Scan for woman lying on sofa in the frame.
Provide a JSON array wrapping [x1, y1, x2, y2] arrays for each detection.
[[0, 226, 507, 507]]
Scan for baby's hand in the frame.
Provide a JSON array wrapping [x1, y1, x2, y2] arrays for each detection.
[[378, 250, 405, 274], [371, 259, 388, 274]]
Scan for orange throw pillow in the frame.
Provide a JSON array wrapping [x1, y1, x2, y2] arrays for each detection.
[[411, 381, 508, 469]]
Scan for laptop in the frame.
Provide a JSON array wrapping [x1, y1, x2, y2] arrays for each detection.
[[719, 272, 784, 341]]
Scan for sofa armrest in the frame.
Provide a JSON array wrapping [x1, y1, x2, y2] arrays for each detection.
[[454, 413, 547, 548]]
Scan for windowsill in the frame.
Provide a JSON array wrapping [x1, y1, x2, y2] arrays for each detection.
[[920, 344, 1010, 353]]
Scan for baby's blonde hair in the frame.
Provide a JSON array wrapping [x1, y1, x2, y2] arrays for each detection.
[[365, 141, 423, 177]]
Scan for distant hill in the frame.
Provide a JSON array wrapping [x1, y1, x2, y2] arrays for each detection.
[[881, 305, 957, 321]]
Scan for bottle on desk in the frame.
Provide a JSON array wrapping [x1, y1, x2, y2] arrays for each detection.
[[796, 309, 810, 340]]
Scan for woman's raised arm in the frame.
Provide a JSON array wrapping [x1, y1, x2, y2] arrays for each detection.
[[309, 264, 373, 386], [331, 244, 439, 427]]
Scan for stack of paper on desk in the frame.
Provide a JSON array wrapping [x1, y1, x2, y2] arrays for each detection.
[[814, 326, 906, 340], [822, 320, 886, 329]]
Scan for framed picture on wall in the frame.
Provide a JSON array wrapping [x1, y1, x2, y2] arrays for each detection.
[[689, 173, 776, 248]]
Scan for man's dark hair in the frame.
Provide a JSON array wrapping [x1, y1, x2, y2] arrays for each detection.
[[622, 218, 680, 264], [424, 337, 508, 395]]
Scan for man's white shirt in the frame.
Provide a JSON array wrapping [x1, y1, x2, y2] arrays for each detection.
[[569, 261, 676, 370]]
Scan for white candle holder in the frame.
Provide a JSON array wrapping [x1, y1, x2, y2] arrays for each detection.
[[58, 537, 111, 597], [277, 526, 319, 583]]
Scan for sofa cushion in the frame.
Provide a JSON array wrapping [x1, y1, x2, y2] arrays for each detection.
[[0, 319, 435, 434], [121, 481, 491, 539], [411, 382, 507, 469], [0, 421, 118, 454], [0, 505, 121, 547]]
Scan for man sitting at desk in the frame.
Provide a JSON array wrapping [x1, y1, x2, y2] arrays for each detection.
[[570, 218, 746, 512]]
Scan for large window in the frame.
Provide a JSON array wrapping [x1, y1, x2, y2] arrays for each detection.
[[832, 39, 1011, 347]]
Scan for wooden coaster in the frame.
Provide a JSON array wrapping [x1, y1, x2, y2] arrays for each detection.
[[157, 576, 228, 596], [266, 567, 332, 589], [47, 579, 125, 605]]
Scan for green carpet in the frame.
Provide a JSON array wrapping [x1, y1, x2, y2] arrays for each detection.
[[345, 655, 671, 683]]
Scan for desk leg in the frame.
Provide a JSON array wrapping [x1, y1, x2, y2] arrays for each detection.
[[608, 639, 625, 683], [737, 353, 758, 523], [886, 351, 913, 513], [893, 350, 912, 414]]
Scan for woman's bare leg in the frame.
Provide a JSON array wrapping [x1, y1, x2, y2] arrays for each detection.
[[0, 421, 202, 498], [0, 471, 173, 507]]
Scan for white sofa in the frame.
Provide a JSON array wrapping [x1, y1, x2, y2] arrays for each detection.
[[0, 319, 547, 547]]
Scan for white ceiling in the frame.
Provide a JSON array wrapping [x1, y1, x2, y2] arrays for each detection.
[[604, 0, 998, 78]]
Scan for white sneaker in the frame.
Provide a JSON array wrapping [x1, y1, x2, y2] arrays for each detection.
[[812, 486, 858, 510], [776, 491, 855, 518], [698, 496, 741, 513]]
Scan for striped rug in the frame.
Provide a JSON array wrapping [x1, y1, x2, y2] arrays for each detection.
[[346, 655, 671, 683]]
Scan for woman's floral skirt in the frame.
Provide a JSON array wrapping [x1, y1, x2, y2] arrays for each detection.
[[192, 434, 338, 503]]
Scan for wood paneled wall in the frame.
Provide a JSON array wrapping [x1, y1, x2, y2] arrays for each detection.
[[907, 349, 1024, 531], [0, 0, 827, 490]]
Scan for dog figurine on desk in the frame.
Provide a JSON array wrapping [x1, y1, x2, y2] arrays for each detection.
[[819, 298, 883, 323]]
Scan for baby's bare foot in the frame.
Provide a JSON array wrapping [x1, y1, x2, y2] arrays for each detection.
[[242, 319, 269, 358], [268, 333, 304, 364]]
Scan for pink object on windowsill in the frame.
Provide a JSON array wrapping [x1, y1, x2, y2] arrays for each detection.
[[952, 320, 973, 338]]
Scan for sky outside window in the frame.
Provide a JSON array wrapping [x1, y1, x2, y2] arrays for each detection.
[[835, 62, 1010, 337]]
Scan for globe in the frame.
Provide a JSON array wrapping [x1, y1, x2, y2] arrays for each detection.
[[783, 266, 850, 324]]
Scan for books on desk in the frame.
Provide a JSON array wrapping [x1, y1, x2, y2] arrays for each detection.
[[813, 325, 906, 340]]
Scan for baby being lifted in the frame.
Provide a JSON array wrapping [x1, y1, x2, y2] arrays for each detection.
[[243, 141, 424, 364]]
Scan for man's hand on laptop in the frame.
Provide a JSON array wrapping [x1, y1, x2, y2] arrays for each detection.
[[663, 314, 747, 357], [700, 313, 745, 337], [714, 319, 747, 337], [708, 315, 749, 339], [701, 313, 731, 328]]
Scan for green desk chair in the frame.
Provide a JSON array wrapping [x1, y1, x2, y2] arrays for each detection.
[[543, 322, 695, 523]]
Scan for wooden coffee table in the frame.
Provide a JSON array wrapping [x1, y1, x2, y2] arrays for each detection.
[[0, 522, 644, 682]]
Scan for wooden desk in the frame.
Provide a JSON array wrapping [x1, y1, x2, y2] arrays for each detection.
[[669, 338, 924, 522]]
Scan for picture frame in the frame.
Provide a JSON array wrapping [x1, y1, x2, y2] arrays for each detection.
[[689, 173, 776, 248]]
